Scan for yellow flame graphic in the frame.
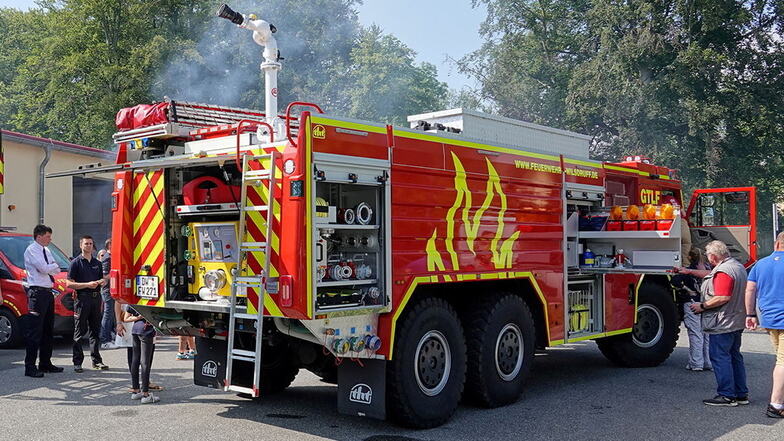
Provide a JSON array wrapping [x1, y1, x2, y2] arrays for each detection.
[[426, 153, 520, 271]]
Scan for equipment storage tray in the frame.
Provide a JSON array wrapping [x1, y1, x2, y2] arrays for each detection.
[[313, 165, 389, 313]]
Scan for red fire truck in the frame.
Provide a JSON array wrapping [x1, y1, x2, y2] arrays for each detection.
[[52, 5, 758, 428]]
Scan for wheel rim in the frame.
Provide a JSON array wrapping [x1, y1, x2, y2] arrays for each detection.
[[414, 330, 451, 396], [495, 323, 523, 381], [0, 316, 12, 344], [632, 304, 664, 348]]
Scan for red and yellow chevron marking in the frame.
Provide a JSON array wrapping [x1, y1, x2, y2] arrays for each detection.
[[243, 148, 283, 316], [131, 170, 166, 307]]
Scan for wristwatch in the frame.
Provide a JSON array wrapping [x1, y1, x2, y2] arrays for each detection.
[[746, 314, 757, 318]]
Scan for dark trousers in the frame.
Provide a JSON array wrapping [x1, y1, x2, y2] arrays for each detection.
[[127, 334, 155, 392], [100, 292, 115, 343], [24, 288, 55, 371], [72, 292, 103, 366], [709, 330, 749, 398]]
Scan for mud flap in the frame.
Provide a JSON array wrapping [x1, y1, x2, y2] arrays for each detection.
[[337, 359, 386, 420], [194, 337, 227, 389]]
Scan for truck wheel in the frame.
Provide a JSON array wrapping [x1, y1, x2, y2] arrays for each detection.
[[260, 348, 299, 394], [387, 297, 466, 429], [465, 294, 535, 407], [0, 309, 23, 349], [596, 284, 679, 367]]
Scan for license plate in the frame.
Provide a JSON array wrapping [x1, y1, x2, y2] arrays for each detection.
[[136, 275, 159, 299]]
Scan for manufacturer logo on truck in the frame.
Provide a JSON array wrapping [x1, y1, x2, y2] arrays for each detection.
[[202, 360, 218, 378], [349, 383, 372, 404], [313, 124, 326, 139]]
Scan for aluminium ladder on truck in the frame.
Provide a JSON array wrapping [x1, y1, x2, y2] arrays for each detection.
[[224, 151, 278, 397]]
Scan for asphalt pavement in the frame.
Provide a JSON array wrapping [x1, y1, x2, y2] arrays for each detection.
[[1, 328, 782, 441]]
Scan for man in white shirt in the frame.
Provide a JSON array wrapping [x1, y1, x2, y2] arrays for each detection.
[[23, 224, 64, 377]]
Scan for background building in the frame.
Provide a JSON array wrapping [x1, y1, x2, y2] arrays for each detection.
[[0, 130, 114, 256]]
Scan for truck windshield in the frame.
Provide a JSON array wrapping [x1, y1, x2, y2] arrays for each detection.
[[0, 236, 71, 271]]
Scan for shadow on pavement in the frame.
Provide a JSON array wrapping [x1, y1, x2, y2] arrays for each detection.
[[1, 332, 782, 441], [211, 340, 783, 441]]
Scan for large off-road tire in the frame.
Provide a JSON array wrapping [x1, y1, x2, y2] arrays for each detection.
[[465, 294, 535, 407], [0, 309, 23, 349], [596, 284, 679, 367], [387, 297, 467, 429], [259, 346, 299, 394]]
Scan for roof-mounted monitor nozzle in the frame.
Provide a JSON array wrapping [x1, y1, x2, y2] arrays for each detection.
[[217, 4, 283, 140]]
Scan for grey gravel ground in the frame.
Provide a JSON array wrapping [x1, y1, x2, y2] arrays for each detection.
[[1, 327, 782, 441]]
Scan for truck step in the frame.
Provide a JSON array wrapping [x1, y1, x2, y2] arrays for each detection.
[[231, 349, 256, 358], [225, 384, 258, 396], [233, 313, 260, 320]]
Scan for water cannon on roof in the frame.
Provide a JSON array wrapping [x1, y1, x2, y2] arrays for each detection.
[[217, 4, 284, 140]]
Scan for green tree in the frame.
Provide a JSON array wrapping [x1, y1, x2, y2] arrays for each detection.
[[338, 25, 449, 124], [1, 0, 213, 148], [463, 0, 784, 250]]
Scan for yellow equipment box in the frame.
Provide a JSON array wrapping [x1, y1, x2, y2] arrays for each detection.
[[187, 221, 239, 298]]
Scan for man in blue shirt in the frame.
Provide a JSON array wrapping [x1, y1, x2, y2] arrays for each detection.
[[67, 235, 109, 372], [746, 231, 784, 418]]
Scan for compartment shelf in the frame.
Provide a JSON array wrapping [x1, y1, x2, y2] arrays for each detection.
[[317, 279, 378, 287], [579, 230, 676, 239], [315, 224, 380, 230]]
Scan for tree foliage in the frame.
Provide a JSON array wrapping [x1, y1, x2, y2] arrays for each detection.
[[0, 0, 448, 148], [462, 0, 784, 248]]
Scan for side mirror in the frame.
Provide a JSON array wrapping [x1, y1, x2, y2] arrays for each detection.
[[0, 268, 14, 280]]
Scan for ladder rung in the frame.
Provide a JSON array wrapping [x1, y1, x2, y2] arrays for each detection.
[[226, 385, 257, 396], [247, 154, 273, 161], [235, 276, 262, 284], [242, 241, 267, 247], [242, 205, 269, 212], [241, 243, 267, 252], [233, 313, 260, 320], [231, 354, 255, 362], [243, 170, 271, 179], [232, 349, 256, 358]]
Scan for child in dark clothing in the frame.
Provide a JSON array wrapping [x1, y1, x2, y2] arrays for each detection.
[[115, 303, 159, 403]]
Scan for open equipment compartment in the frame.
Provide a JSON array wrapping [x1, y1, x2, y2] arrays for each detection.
[[312, 156, 390, 313]]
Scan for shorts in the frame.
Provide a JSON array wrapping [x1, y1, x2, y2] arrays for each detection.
[[768, 329, 784, 366]]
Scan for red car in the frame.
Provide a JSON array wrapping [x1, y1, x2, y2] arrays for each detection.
[[0, 232, 74, 349]]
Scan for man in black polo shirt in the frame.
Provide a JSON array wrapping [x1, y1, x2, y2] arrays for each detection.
[[67, 235, 108, 372]]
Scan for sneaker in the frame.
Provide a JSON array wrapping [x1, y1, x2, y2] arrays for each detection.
[[130, 392, 144, 400], [685, 365, 704, 372], [703, 395, 738, 407], [93, 362, 109, 370], [101, 342, 118, 350], [39, 365, 64, 373], [184, 352, 196, 360], [74, 365, 84, 373], [188, 349, 197, 357], [175, 352, 187, 360], [767, 404, 784, 418], [140, 394, 160, 404], [735, 396, 750, 405]]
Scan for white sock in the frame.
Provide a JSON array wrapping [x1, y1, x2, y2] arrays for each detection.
[[772, 403, 784, 410]]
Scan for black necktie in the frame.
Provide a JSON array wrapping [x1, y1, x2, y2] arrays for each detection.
[[42, 247, 55, 283]]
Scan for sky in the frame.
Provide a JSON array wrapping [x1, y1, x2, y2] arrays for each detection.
[[0, 0, 486, 91]]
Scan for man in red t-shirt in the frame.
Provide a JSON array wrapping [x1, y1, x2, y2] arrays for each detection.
[[676, 240, 748, 406]]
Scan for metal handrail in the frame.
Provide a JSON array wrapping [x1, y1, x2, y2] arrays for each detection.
[[235, 119, 274, 170], [285, 101, 324, 145]]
